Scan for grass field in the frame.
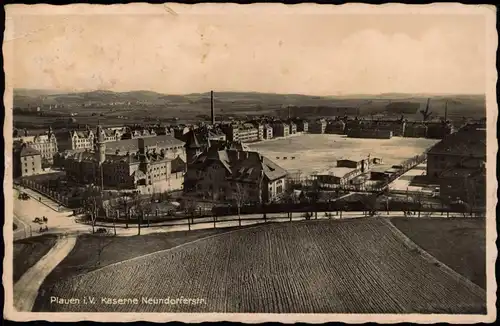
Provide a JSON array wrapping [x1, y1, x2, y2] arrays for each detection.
[[35, 218, 485, 313], [13, 234, 58, 283], [390, 217, 486, 289], [248, 134, 439, 175]]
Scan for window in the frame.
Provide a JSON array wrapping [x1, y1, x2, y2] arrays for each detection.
[[25, 169, 28, 173]]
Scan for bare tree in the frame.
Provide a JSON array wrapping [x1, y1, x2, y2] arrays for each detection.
[[360, 194, 378, 216], [101, 198, 117, 235], [233, 182, 250, 226], [420, 98, 434, 121], [183, 198, 197, 228], [308, 179, 321, 219], [115, 192, 132, 228], [82, 185, 101, 234], [130, 192, 151, 235], [463, 176, 477, 218], [411, 191, 425, 218]]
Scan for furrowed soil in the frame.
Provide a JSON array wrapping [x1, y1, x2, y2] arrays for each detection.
[[13, 234, 58, 283], [33, 226, 246, 310], [390, 217, 486, 289], [35, 218, 486, 313]]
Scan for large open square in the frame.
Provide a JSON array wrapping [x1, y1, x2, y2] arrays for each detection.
[[248, 134, 440, 176]]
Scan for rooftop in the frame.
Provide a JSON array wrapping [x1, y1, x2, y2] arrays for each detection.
[[428, 128, 486, 158]]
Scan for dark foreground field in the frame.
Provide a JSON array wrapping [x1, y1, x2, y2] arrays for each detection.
[[13, 234, 58, 283], [390, 217, 486, 289], [35, 218, 485, 314], [34, 226, 246, 310]]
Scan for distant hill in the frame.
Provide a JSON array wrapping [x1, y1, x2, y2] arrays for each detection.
[[13, 89, 485, 119]]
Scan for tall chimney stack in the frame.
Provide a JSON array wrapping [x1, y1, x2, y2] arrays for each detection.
[[444, 100, 448, 122], [211, 90, 215, 125]]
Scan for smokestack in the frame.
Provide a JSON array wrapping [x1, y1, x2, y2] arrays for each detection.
[[444, 100, 448, 122], [211, 91, 215, 125]]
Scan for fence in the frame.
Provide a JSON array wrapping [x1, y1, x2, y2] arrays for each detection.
[[19, 177, 78, 207], [92, 196, 484, 225]]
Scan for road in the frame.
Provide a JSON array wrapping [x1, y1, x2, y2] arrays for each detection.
[[13, 235, 77, 312], [12, 185, 470, 238]]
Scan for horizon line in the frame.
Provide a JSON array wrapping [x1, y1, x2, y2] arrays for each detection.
[[13, 88, 486, 97]]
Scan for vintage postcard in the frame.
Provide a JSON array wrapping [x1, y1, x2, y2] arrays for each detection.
[[3, 3, 497, 323]]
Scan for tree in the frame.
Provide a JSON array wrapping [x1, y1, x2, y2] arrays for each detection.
[[360, 194, 378, 216], [101, 198, 117, 235], [183, 198, 197, 228], [233, 183, 248, 226], [463, 176, 478, 218], [82, 185, 101, 234], [420, 98, 433, 121], [115, 192, 133, 228], [130, 192, 151, 235], [411, 191, 425, 218], [308, 179, 321, 219], [283, 186, 297, 221]]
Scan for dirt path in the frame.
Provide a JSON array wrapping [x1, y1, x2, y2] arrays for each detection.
[[13, 235, 77, 312]]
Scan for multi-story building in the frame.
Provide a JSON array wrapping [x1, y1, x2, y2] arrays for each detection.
[[287, 121, 297, 134], [173, 125, 191, 141], [404, 122, 428, 138], [249, 121, 265, 140], [184, 143, 288, 203], [13, 143, 42, 178], [55, 128, 95, 151], [14, 127, 58, 163], [263, 124, 273, 139], [439, 165, 486, 208], [426, 127, 486, 179], [220, 123, 240, 142], [325, 120, 346, 134], [293, 119, 308, 133], [54, 126, 185, 189], [426, 121, 454, 139], [105, 134, 186, 162], [237, 123, 260, 143], [369, 120, 406, 137], [98, 127, 123, 142], [309, 119, 327, 134], [271, 122, 290, 138], [121, 127, 157, 140]]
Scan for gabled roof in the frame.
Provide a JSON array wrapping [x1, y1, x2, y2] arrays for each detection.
[[142, 134, 184, 147], [185, 130, 202, 149], [192, 146, 288, 183], [19, 146, 41, 157], [428, 129, 486, 158]]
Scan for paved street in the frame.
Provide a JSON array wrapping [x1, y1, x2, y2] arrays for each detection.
[[12, 185, 473, 239]]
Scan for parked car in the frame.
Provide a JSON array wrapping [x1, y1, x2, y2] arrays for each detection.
[[18, 193, 30, 200]]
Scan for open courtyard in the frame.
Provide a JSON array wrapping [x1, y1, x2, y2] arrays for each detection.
[[248, 134, 440, 176]]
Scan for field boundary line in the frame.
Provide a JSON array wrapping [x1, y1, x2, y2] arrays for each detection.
[[382, 217, 487, 298], [14, 234, 77, 312], [70, 222, 277, 279]]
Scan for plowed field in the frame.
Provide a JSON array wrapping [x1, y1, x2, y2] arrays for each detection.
[[36, 218, 486, 313]]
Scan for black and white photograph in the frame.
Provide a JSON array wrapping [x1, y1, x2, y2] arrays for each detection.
[[3, 3, 497, 323]]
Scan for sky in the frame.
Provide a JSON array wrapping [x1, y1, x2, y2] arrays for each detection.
[[5, 5, 489, 96]]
